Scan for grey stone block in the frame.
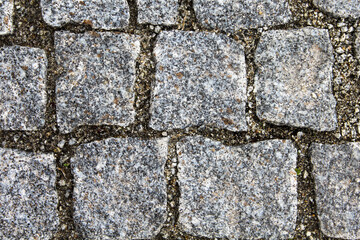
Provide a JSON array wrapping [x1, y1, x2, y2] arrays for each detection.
[[55, 31, 140, 133], [313, 0, 360, 19], [71, 137, 168, 239], [0, 148, 59, 240], [193, 0, 292, 32], [255, 27, 337, 131], [0, 0, 13, 35], [150, 30, 248, 131], [0, 46, 47, 130], [177, 136, 297, 239], [41, 0, 129, 29], [310, 142, 360, 239], [138, 0, 178, 25]]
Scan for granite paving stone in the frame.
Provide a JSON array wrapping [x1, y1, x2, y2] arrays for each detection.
[[0, 0, 13, 35], [138, 0, 178, 25], [313, 0, 360, 19], [41, 0, 129, 29], [0, 46, 47, 130], [0, 148, 59, 240], [71, 137, 168, 239], [177, 136, 298, 239], [255, 27, 337, 131], [150, 30, 248, 131], [55, 31, 140, 133], [310, 143, 360, 239], [193, 0, 292, 33], [356, 28, 360, 60]]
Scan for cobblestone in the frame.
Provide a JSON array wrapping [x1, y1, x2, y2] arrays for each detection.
[[313, 0, 360, 19], [0, 148, 59, 240], [150, 30, 247, 131], [255, 27, 337, 131], [71, 137, 168, 239], [356, 28, 360, 60], [193, 0, 292, 32], [177, 136, 297, 239], [55, 31, 140, 133], [41, 0, 130, 29], [0, 0, 13, 35], [138, 0, 178, 25], [0, 46, 47, 130], [310, 142, 360, 239]]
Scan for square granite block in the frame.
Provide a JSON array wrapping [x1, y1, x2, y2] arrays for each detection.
[[177, 136, 297, 239], [41, 0, 129, 29], [255, 27, 337, 131], [311, 142, 360, 239], [138, 0, 178, 25], [0, 148, 58, 240], [150, 30, 247, 131], [0, 46, 47, 130], [193, 0, 291, 32], [55, 31, 140, 133], [0, 0, 13, 35], [71, 137, 168, 239]]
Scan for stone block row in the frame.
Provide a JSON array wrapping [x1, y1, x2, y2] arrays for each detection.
[[1, 0, 360, 36], [1, 138, 359, 239], [0, 28, 338, 132]]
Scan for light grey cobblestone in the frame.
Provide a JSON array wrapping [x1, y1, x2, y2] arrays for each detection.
[[41, 0, 129, 29], [310, 142, 360, 239], [55, 31, 140, 133], [71, 137, 168, 239], [255, 27, 337, 131], [313, 0, 360, 19], [177, 136, 297, 239], [0, 148, 59, 240], [0, 46, 47, 130], [138, 0, 178, 25], [193, 0, 292, 32], [150, 30, 247, 131], [0, 0, 13, 35]]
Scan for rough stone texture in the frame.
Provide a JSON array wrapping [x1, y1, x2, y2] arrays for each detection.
[[138, 0, 178, 25], [313, 0, 360, 19], [193, 0, 292, 33], [150, 31, 247, 131], [255, 27, 337, 131], [0, 148, 59, 240], [310, 143, 360, 239], [0, 46, 47, 130], [356, 28, 360, 60], [71, 137, 168, 239], [55, 31, 140, 133], [0, 0, 13, 35], [41, 0, 129, 29], [177, 136, 297, 239]]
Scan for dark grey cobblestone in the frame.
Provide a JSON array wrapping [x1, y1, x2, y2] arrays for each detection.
[[71, 137, 168, 239], [310, 142, 360, 239], [0, 148, 59, 240], [55, 31, 140, 133], [177, 136, 297, 239], [0, 46, 47, 130], [0, 0, 13, 35], [150, 30, 247, 131]]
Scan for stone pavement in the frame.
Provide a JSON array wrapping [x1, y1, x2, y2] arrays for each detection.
[[0, 0, 359, 239]]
